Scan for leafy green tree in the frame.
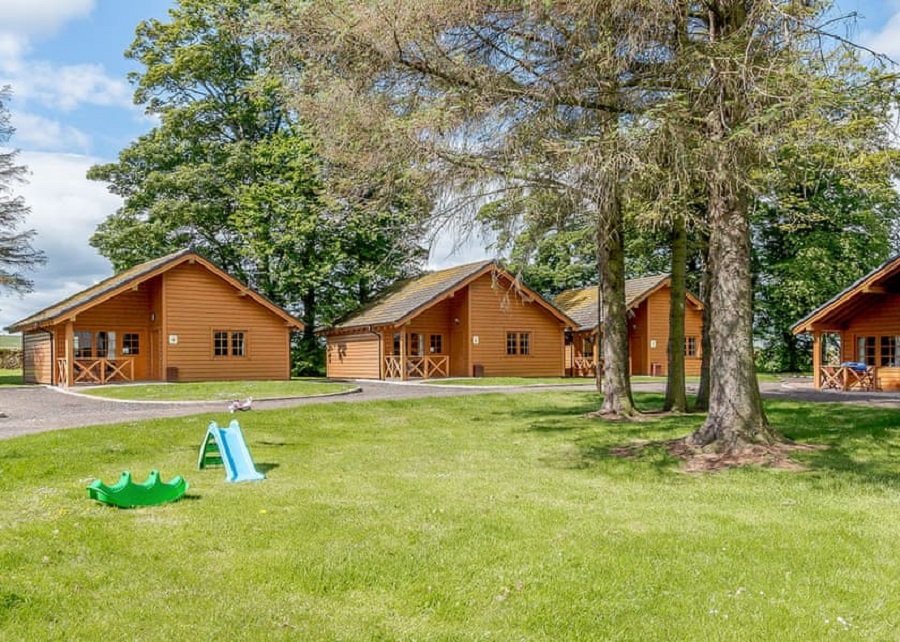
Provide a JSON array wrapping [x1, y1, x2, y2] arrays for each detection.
[[752, 64, 900, 373], [89, 0, 427, 371], [0, 87, 45, 295], [271, 1, 706, 416]]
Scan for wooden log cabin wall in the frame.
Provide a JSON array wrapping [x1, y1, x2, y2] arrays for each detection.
[[8, 250, 302, 386]]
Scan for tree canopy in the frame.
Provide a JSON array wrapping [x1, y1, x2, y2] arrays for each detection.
[[0, 87, 46, 295], [88, 0, 429, 371]]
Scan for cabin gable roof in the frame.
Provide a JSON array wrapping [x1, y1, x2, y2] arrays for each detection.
[[791, 255, 900, 334], [554, 274, 702, 332], [326, 260, 576, 333], [6, 249, 303, 333]]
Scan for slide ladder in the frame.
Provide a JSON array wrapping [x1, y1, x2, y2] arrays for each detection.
[[198, 420, 265, 482]]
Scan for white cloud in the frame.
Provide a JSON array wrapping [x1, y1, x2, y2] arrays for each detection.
[[862, 9, 900, 60], [10, 112, 91, 152], [0, 0, 95, 40], [0, 151, 116, 329], [2, 61, 131, 112], [428, 224, 492, 269], [0, 0, 131, 128]]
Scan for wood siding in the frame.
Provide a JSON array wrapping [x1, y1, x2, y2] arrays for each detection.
[[66, 280, 155, 380], [324, 270, 568, 379], [468, 273, 565, 377], [449, 288, 470, 377], [839, 294, 900, 391], [326, 333, 381, 379], [163, 262, 291, 381], [629, 300, 649, 375], [566, 286, 703, 377], [641, 286, 704, 377], [23, 331, 52, 384]]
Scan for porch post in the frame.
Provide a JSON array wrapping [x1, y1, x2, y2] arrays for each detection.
[[812, 330, 821, 390], [400, 325, 407, 381], [64, 321, 74, 387]]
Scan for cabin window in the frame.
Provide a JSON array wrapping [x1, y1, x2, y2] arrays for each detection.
[[97, 331, 117, 359], [857, 336, 877, 366], [685, 336, 698, 357], [408, 333, 424, 356], [429, 334, 443, 354], [231, 332, 246, 357], [214, 331, 246, 357], [507, 332, 530, 355], [392, 334, 401, 355], [74, 331, 93, 359], [582, 337, 594, 357], [122, 333, 139, 356], [880, 336, 900, 367], [519, 333, 530, 355]]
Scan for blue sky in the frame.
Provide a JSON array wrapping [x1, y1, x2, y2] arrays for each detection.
[[0, 0, 897, 330]]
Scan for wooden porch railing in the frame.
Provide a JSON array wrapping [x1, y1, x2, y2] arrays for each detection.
[[383, 355, 450, 380], [56, 358, 68, 387], [56, 358, 135, 386], [573, 356, 596, 377]]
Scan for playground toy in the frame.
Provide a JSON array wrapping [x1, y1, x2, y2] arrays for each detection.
[[228, 397, 253, 413], [87, 470, 188, 508], [198, 420, 265, 482]]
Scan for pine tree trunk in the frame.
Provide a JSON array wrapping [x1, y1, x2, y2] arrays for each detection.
[[687, 183, 775, 450], [664, 213, 688, 412], [695, 236, 711, 412], [596, 195, 636, 417]]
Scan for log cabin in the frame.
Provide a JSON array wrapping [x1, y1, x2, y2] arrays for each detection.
[[792, 255, 900, 392], [7, 249, 303, 386], [323, 261, 576, 380], [553, 274, 704, 377]]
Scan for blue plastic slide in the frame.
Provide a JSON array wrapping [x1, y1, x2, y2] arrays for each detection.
[[198, 420, 265, 482]]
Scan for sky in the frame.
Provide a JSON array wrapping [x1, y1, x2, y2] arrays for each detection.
[[0, 0, 897, 331]]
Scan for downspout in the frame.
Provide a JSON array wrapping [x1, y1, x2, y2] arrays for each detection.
[[363, 326, 382, 380]]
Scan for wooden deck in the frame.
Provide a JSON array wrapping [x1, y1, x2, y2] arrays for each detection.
[[818, 365, 879, 392], [384, 355, 450, 380], [57, 358, 135, 387]]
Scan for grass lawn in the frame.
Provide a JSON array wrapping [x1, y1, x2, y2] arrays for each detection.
[[0, 368, 23, 386], [76, 379, 357, 401], [1, 393, 898, 640], [423, 376, 587, 386]]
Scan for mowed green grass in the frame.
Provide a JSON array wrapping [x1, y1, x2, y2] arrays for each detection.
[[77, 379, 357, 401], [424, 376, 589, 386], [0, 392, 898, 640], [0, 368, 23, 386]]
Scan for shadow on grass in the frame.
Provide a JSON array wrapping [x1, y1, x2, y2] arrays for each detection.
[[508, 392, 900, 484], [256, 462, 280, 474], [504, 393, 698, 474], [766, 400, 900, 485]]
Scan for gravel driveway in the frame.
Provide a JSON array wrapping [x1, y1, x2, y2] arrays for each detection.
[[1, 378, 897, 441]]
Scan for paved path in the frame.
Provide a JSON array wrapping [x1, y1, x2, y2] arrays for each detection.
[[1, 378, 897, 441]]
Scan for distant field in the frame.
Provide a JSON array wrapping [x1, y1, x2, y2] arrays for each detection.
[[0, 334, 21, 350]]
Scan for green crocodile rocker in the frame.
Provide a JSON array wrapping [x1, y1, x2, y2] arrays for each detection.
[[87, 470, 188, 508]]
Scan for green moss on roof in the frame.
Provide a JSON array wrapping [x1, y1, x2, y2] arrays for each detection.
[[554, 274, 671, 331], [331, 261, 494, 330], [6, 250, 193, 332]]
